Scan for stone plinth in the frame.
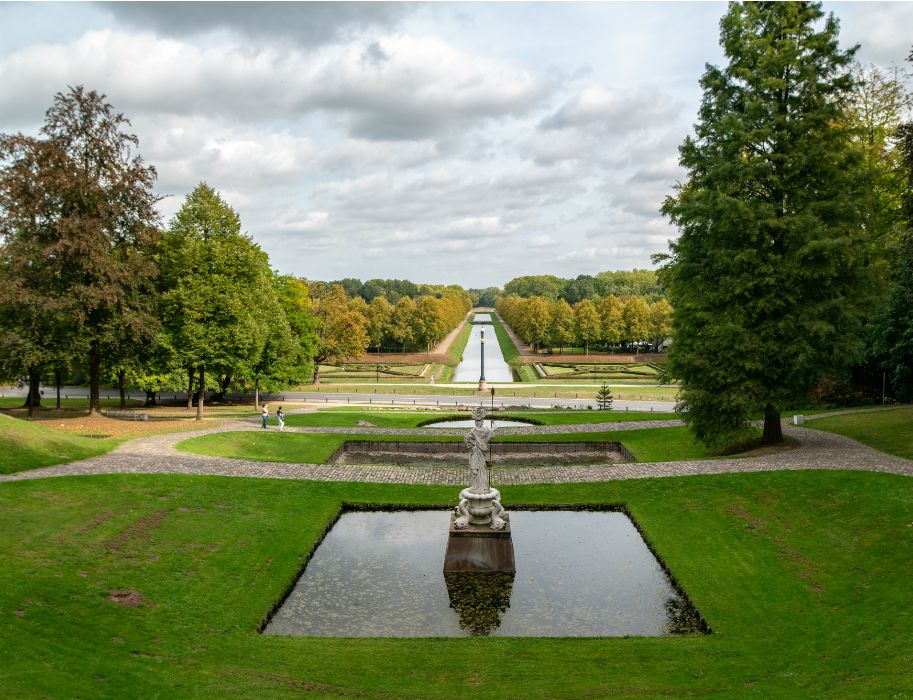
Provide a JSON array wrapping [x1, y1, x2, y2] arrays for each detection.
[[443, 519, 515, 573]]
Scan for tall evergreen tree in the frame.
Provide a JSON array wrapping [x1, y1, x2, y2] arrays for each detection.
[[659, 2, 875, 446]]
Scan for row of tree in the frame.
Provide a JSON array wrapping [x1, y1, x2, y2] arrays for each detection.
[[309, 285, 471, 382], [0, 88, 470, 417], [659, 2, 913, 447], [501, 270, 666, 304], [495, 295, 672, 355]]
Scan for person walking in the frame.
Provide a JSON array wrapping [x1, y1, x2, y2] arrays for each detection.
[[261, 403, 268, 429], [277, 406, 285, 432]]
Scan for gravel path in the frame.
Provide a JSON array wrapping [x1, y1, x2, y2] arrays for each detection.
[[2, 418, 911, 485]]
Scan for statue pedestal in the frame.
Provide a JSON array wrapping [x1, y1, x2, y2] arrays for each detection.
[[443, 519, 515, 573]]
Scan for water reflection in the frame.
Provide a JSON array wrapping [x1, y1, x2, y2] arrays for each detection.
[[444, 572, 515, 636], [422, 419, 532, 428], [264, 510, 707, 638]]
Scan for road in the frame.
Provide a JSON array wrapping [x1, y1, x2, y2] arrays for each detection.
[[2, 386, 677, 413]]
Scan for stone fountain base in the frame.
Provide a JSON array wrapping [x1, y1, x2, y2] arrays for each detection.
[[444, 486, 514, 573], [443, 519, 515, 573]]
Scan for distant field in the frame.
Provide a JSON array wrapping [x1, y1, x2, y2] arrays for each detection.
[[535, 362, 663, 382]]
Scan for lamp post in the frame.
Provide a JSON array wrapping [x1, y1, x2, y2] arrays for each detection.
[[478, 327, 487, 391]]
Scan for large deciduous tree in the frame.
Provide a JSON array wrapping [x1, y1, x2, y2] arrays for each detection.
[[574, 299, 601, 356], [0, 87, 160, 414], [549, 299, 575, 354], [311, 284, 368, 383], [659, 2, 875, 447], [160, 183, 272, 420]]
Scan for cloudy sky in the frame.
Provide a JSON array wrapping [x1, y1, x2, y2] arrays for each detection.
[[2, 2, 911, 288]]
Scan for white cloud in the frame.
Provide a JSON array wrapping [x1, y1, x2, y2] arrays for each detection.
[[0, 30, 547, 141], [541, 84, 681, 133]]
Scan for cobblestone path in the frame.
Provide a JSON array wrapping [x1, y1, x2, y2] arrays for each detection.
[[1, 418, 911, 485]]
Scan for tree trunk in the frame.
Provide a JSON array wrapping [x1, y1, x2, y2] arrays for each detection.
[[196, 366, 205, 421], [118, 369, 127, 410], [144, 390, 157, 407], [761, 404, 783, 445], [254, 375, 260, 410], [214, 372, 231, 402], [585, 340, 589, 356], [25, 370, 41, 419], [186, 367, 194, 410], [89, 341, 101, 414], [54, 368, 62, 409], [313, 364, 321, 385]]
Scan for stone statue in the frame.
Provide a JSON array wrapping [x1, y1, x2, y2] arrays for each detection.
[[454, 407, 508, 530], [464, 407, 494, 493]]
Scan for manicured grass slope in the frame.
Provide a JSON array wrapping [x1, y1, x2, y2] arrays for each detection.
[[0, 414, 119, 474], [1, 471, 911, 696], [177, 427, 710, 464], [809, 407, 913, 459], [283, 409, 670, 428]]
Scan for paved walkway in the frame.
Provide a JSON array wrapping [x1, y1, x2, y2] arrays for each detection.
[[1, 417, 911, 485]]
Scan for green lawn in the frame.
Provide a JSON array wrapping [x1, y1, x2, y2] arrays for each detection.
[[176, 426, 709, 465], [807, 406, 913, 459], [488, 313, 520, 366], [0, 397, 144, 408], [444, 319, 473, 365], [284, 409, 674, 428], [0, 414, 120, 474], [1, 470, 911, 696]]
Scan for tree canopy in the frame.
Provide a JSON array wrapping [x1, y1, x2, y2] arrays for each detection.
[[659, 1, 876, 446]]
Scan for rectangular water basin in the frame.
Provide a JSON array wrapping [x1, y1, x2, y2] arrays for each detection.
[[263, 508, 707, 637]]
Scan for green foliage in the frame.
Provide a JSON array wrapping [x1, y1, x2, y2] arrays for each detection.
[[574, 299, 601, 354], [159, 183, 277, 411], [595, 382, 614, 410], [548, 299, 575, 352], [659, 2, 876, 446], [0, 86, 160, 414], [310, 285, 369, 383]]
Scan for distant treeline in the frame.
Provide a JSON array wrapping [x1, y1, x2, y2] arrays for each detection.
[[322, 269, 665, 308]]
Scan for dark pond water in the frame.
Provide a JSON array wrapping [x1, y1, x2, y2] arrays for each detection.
[[264, 510, 705, 638], [422, 419, 532, 428]]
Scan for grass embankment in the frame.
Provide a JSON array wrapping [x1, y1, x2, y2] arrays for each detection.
[[1, 471, 912, 696], [438, 319, 474, 381], [177, 426, 708, 465], [0, 413, 119, 474], [487, 313, 533, 380], [283, 409, 672, 429], [808, 406, 913, 459]]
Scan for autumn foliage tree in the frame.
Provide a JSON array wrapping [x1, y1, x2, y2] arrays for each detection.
[[0, 87, 161, 414]]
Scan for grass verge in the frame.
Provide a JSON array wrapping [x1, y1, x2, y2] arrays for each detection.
[[0, 413, 120, 474], [1, 471, 911, 696], [176, 426, 709, 465], [807, 406, 913, 459], [283, 409, 673, 429]]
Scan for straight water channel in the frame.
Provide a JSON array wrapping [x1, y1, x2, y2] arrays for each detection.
[[264, 510, 705, 638], [451, 314, 514, 383]]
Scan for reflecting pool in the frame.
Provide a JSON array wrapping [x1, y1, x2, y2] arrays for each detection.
[[264, 510, 706, 637]]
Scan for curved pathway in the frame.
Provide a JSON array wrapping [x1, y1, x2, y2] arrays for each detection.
[[1, 416, 911, 485]]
